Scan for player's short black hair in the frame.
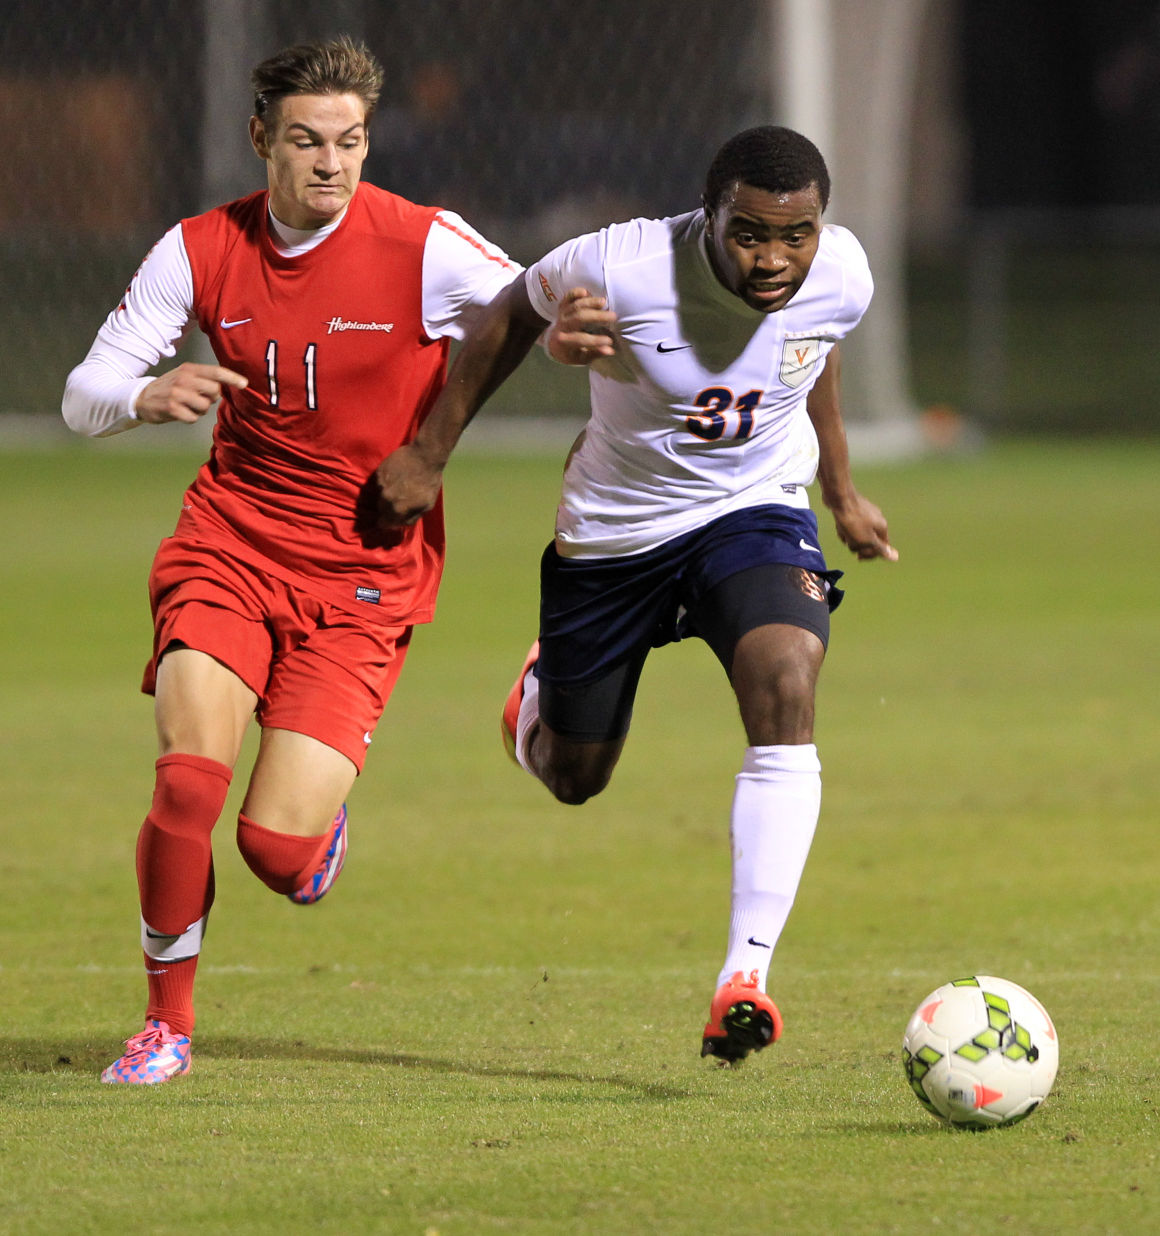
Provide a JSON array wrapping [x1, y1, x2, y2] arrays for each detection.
[[703, 126, 830, 212], [251, 35, 384, 128]]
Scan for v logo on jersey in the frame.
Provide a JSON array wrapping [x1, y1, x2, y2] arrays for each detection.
[[779, 336, 823, 388]]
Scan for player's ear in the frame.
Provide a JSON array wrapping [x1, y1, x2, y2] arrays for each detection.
[[702, 195, 713, 233], [249, 115, 270, 159]]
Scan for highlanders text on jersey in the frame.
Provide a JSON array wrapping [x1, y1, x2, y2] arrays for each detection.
[[525, 213, 873, 558]]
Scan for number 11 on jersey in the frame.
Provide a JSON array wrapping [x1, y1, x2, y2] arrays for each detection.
[[265, 339, 319, 411]]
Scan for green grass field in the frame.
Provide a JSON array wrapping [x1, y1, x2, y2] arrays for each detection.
[[1, 439, 1157, 1234]]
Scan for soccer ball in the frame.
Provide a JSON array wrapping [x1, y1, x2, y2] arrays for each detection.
[[902, 975, 1059, 1129]]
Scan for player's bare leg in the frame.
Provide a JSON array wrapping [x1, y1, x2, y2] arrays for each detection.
[[154, 646, 257, 762], [728, 623, 824, 749]]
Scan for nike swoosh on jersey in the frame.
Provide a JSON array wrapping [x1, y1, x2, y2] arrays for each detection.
[[220, 317, 253, 329], [655, 341, 691, 352], [799, 539, 822, 553]]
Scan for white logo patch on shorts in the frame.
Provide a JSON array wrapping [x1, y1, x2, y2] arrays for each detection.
[[779, 337, 823, 389]]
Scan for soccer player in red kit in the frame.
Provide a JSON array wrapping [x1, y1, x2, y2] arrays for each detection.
[[62, 38, 522, 1083]]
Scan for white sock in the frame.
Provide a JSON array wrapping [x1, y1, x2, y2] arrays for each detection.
[[514, 667, 540, 774], [716, 743, 822, 992]]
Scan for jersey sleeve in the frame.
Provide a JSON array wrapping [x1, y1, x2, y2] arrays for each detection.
[[420, 211, 522, 341], [822, 224, 875, 336], [61, 224, 197, 436], [524, 229, 608, 322]]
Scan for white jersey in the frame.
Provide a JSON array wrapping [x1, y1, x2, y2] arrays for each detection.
[[63, 206, 518, 438], [525, 211, 873, 558]]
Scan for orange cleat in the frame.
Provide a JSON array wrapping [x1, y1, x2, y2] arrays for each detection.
[[701, 969, 783, 1063], [501, 640, 540, 764]]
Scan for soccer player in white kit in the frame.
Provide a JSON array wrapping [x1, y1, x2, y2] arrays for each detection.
[[375, 126, 898, 1063]]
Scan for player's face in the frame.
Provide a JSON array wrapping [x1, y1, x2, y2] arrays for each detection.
[[704, 181, 824, 313], [250, 92, 369, 230]]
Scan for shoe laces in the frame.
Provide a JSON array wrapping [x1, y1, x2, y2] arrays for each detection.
[[122, 1021, 180, 1056]]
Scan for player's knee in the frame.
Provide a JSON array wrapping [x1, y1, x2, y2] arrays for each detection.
[[533, 730, 620, 805], [774, 662, 817, 719], [540, 758, 613, 805], [150, 753, 233, 833], [737, 664, 817, 745], [543, 772, 604, 805]]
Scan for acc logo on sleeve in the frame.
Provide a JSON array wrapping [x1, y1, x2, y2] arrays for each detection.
[[538, 272, 557, 303], [779, 336, 824, 389]]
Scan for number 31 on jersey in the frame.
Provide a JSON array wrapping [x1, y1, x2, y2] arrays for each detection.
[[685, 387, 762, 441]]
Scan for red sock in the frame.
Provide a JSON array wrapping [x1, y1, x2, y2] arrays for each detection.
[[144, 953, 199, 1037], [236, 813, 330, 894], [136, 753, 231, 1036], [137, 753, 231, 929]]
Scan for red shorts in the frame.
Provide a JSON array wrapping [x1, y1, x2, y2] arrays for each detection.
[[143, 538, 413, 771]]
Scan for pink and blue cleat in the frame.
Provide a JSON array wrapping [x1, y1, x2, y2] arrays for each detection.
[[101, 1019, 191, 1084], [288, 803, 348, 905]]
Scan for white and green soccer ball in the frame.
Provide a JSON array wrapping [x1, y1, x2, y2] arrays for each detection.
[[902, 975, 1059, 1129]]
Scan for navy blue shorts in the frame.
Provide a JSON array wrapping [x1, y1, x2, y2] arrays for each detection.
[[536, 505, 843, 740]]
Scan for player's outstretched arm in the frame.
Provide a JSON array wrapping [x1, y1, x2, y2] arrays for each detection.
[[134, 363, 248, 425], [375, 277, 549, 527], [806, 346, 899, 562]]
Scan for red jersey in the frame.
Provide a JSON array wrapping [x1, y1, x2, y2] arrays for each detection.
[[173, 184, 508, 624]]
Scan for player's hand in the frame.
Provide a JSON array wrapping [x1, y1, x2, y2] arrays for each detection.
[[829, 492, 899, 561], [375, 443, 443, 527], [547, 287, 617, 365], [134, 363, 248, 424]]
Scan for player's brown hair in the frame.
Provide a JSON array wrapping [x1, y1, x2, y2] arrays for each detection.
[[251, 36, 384, 128]]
